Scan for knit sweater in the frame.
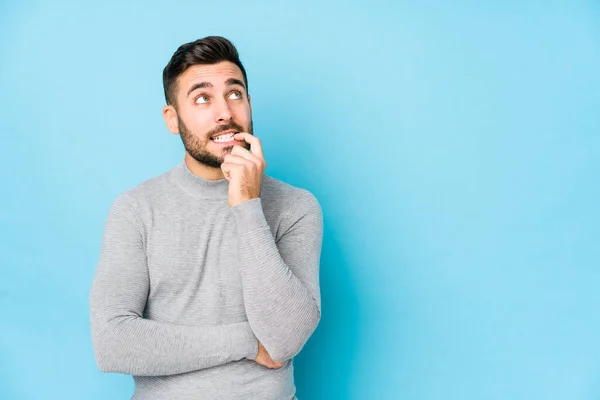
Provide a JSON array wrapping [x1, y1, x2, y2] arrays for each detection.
[[89, 160, 323, 400]]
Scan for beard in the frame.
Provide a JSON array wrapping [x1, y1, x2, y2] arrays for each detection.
[[178, 116, 253, 169]]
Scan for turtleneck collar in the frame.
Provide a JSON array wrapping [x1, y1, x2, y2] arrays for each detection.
[[170, 159, 229, 200]]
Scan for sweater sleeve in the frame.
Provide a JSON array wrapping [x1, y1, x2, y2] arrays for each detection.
[[231, 191, 323, 362], [90, 193, 258, 376]]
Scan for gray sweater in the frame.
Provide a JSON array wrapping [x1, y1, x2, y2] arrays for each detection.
[[89, 160, 323, 399]]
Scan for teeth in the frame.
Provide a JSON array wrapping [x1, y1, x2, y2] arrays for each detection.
[[213, 133, 236, 143]]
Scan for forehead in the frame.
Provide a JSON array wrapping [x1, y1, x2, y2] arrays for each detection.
[[177, 61, 244, 90]]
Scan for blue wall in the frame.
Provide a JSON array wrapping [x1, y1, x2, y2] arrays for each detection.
[[1, 1, 599, 399]]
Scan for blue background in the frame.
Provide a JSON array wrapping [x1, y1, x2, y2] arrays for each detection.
[[1, 1, 599, 399]]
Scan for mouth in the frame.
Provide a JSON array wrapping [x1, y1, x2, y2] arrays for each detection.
[[210, 130, 239, 143]]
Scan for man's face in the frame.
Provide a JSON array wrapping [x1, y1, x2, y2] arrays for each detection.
[[171, 61, 252, 168]]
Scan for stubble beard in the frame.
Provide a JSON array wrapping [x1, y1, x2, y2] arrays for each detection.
[[178, 116, 253, 169]]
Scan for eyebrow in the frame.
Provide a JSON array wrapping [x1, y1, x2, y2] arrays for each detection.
[[187, 78, 247, 97], [225, 78, 246, 90]]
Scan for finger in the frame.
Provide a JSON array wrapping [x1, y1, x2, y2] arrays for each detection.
[[231, 145, 264, 169], [233, 133, 264, 161], [220, 161, 245, 179], [223, 154, 256, 169]]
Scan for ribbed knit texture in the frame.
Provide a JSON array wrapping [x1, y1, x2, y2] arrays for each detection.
[[89, 160, 323, 400]]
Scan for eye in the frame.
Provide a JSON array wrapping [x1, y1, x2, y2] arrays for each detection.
[[228, 90, 243, 100], [195, 95, 209, 104]]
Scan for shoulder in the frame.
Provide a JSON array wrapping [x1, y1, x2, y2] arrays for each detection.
[[260, 175, 322, 220], [262, 174, 319, 202], [109, 166, 178, 215]]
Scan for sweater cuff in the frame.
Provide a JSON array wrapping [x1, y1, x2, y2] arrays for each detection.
[[231, 198, 269, 235], [229, 322, 259, 360]]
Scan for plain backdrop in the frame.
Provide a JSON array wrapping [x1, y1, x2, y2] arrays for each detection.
[[1, 0, 599, 399]]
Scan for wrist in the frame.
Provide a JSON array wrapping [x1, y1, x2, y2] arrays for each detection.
[[230, 194, 259, 208]]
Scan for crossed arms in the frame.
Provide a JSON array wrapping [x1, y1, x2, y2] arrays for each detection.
[[89, 192, 322, 376]]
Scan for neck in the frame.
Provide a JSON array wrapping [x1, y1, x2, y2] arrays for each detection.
[[171, 155, 229, 200], [184, 152, 225, 180]]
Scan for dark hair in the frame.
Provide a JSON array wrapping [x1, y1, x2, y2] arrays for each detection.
[[162, 36, 248, 106]]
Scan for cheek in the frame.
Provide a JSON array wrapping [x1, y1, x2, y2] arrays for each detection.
[[182, 109, 212, 133], [235, 103, 252, 122]]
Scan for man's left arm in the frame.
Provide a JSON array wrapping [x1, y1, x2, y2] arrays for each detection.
[[221, 133, 323, 363], [230, 193, 323, 363]]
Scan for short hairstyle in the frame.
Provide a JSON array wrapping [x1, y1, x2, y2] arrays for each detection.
[[162, 36, 248, 106]]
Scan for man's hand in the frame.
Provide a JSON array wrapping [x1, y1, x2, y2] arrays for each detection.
[[254, 341, 285, 369], [221, 133, 266, 207]]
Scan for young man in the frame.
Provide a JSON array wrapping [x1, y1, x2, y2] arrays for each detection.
[[90, 36, 323, 399]]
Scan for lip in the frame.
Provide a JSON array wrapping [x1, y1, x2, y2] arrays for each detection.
[[210, 129, 239, 139]]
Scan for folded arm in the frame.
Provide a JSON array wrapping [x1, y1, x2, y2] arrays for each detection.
[[231, 191, 323, 362], [90, 194, 258, 376]]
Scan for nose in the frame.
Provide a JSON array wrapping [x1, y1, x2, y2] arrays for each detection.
[[215, 97, 233, 123]]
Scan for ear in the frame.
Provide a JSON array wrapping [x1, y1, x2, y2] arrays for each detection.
[[163, 105, 180, 135]]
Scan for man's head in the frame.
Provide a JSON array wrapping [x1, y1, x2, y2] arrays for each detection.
[[162, 36, 252, 171]]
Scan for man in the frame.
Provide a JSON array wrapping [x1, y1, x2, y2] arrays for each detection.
[[89, 36, 323, 400]]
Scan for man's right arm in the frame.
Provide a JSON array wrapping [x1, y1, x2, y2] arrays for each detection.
[[89, 193, 258, 376]]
